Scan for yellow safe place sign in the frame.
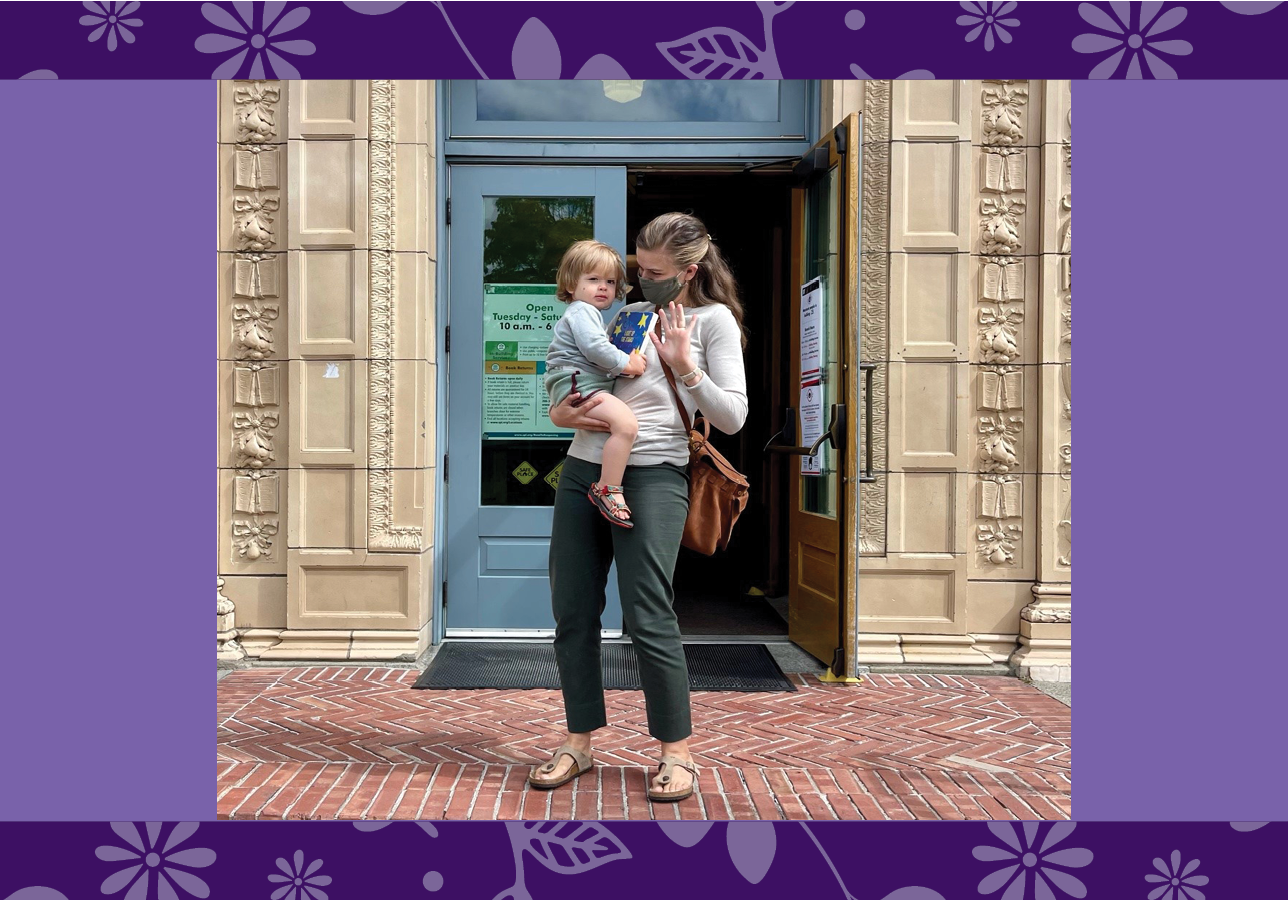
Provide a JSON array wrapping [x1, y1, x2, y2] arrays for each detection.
[[543, 459, 564, 491], [512, 461, 538, 485]]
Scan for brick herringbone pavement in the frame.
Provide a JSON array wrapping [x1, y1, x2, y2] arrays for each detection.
[[217, 667, 1070, 821]]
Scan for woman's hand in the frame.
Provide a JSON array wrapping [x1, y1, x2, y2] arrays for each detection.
[[648, 301, 696, 373], [549, 392, 611, 432]]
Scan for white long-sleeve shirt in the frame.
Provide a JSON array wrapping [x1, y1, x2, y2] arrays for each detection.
[[567, 301, 749, 467]]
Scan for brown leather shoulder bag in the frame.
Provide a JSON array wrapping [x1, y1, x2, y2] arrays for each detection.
[[660, 360, 750, 556]]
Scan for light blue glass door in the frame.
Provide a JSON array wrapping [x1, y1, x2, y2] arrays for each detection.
[[446, 166, 627, 632]]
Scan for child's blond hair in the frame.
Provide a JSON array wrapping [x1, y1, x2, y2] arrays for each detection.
[[555, 240, 629, 304]]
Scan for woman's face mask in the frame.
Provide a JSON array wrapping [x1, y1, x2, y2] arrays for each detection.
[[638, 274, 685, 307]]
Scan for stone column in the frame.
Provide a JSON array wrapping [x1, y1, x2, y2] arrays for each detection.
[[218, 81, 289, 658], [258, 80, 436, 662], [1010, 80, 1072, 681], [967, 81, 1042, 665], [859, 80, 990, 666]]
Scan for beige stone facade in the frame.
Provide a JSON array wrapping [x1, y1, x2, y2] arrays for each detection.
[[217, 80, 1071, 679]]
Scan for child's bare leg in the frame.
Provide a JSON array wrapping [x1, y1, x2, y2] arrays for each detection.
[[583, 395, 638, 518]]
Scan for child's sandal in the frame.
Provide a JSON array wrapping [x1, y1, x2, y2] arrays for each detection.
[[588, 482, 634, 529]]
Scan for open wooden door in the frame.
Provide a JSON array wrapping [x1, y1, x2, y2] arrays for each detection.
[[768, 114, 860, 681]]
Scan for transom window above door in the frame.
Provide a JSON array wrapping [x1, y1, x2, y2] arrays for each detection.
[[448, 79, 810, 141]]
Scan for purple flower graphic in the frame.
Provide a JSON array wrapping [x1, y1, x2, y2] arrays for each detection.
[[1072, 2, 1193, 79], [958, 2, 1021, 51], [80, 2, 143, 52], [267, 851, 331, 900], [94, 822, 216, 900], [973, 821, 1092, 900], [1145, 851, 1209, 900], [195, 2, 316, 80]]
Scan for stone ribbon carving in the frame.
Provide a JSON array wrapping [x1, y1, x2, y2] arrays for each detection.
[[859, 79, 891, 557], [229, 80, 283, 564], [1058, 104, 1072, 571], [368, 80, 423, 552], [975, 81, 1031, 568]]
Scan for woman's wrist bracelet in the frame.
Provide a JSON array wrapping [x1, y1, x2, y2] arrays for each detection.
[[679, 368, 703, 386]]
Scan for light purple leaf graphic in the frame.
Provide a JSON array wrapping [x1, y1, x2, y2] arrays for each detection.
[[1230, 822, 1269, 831], [343, 1, 408, 13], [727, 822, 776, 885], [657, 27, 780, 79], [881, 889, 946, 900], [1219, 1, 1282, 12], [4, 890, 70, 900], [512, 18, 561, 78], [756, 0, 795, 13], [850, 64, 935, 79], [657, 821, 713, 848], [19, 70, 58, 79], [519, 822, 632, 874], [354, 820, 440, 837], [574, 53, 630, 79]]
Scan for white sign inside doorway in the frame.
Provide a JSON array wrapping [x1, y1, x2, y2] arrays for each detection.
[[799, 276, 823, 385], [799, 383, 825, 476]]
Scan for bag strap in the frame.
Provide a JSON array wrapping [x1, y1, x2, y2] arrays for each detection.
[[655, 314, 695, 434]]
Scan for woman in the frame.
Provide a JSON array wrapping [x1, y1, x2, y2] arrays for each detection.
[[527, 212, 749, 802]]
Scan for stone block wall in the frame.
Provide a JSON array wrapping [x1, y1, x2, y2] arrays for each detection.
[[218, 80, 439, 662], [855, 80, 1071, 678]]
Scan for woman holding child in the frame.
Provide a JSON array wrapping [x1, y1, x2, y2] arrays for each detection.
[[527, 212, 749, 802]]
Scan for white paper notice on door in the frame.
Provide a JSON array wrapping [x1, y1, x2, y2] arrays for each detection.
[[799, 276, 823, 385], [799, 383, 825, 476]]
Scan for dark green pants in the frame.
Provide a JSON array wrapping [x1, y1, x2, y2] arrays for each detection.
[[548, 455, 692, 743]]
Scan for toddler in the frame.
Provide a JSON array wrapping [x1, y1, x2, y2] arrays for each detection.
[[544, 240, 646, 528]]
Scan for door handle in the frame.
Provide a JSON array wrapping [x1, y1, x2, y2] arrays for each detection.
[[809, 403, 846, 456], [763, 407, 800, 454], [765, 404, 846, 457], [859, 364, 877, 483]]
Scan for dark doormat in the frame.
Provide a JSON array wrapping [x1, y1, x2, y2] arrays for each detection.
[[413, 642, 796, 692]]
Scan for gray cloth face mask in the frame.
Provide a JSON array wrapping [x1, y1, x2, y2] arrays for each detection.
[[638, 275, 686, 307]]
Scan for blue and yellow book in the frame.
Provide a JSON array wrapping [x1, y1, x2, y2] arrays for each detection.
[[609, 309, 657, 355]]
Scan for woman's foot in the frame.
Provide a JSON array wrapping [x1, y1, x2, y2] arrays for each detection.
[[528, 733, 594, 788], [588, 483, 634, 528], [648, 742, 697, 801]]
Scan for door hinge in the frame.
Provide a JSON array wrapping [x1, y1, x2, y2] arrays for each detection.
[[445, 198, 451, 226], [442, 580, 448, 610], [445, 325, 450, 354], [443, 453, 448, 483]]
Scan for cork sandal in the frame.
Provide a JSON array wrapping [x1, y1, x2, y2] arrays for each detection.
[[528, 743, 594, 790], [646, 755, 700, 803], [588, 482, 634, 529]]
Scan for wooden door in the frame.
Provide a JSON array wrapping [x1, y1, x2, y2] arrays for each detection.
[[785, 115, 860, 678]]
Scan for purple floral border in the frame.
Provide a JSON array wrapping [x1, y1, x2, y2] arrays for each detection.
[[7, 1, 1288, 81], [0, 821, 1281, 900]]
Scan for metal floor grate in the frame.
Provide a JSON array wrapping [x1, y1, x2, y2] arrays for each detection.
[[413, 641, 796, 692]]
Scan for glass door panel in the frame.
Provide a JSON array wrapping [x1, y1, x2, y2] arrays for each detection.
[[446, 166, 627, 632]]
